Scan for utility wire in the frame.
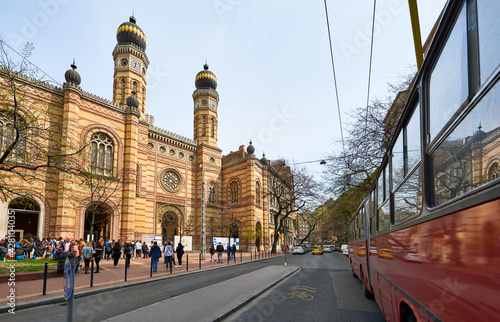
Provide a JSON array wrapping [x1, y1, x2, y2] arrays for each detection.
[[0, 39, 62, 86], [323, 0, 345, 153], [365, 0, 377, 129]]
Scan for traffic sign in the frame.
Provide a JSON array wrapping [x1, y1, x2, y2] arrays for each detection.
[[283, 226, 287, 235], [63, 257, 73, 301]]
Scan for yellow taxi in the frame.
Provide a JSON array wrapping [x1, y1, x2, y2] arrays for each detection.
[[312, 245, 323, 255]]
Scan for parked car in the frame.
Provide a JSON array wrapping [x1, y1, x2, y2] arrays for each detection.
[[323, 245, 333, 253], [341, 244, 348, 256], [312, 245, 323, 255], [292, 246, 305, 255]]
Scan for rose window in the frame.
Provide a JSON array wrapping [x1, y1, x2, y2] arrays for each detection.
[[161, 170, 181, 192]]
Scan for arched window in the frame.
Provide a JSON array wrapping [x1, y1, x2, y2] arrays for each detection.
[[132, 81, 137, 94], [255, 180, 261, 206], [89, 132, 114, 176], [121, 79, 126, 104], [230, 181, 238, 205], [489, 162, 500, 181], [0, 112, 27, 163], [211, 117, 215, 138], [202, 116, 206, 136], [208, 182, 216, 204]]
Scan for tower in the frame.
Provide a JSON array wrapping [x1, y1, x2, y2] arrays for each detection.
[[112, 16, 149, 118], [193, 63, 219, 147]]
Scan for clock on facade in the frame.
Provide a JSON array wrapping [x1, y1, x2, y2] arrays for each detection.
[[131, 60, 141, 70], [210, 101, 216, 108]]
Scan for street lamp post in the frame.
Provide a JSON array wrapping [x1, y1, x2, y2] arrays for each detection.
[[200, 164, 206, 260]]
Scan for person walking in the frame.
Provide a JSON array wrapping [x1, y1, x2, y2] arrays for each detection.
[[124, 242, 132, 268], [216, 242, 224, 263], [175, 242, 184, 267], [149, 241, 161, 273], [112, 241, 122, 268], [231, 244, 236, 261], [94, 241, 103, 273], [226, 244, 231, 261], [142, 241, 149, 258], [81, 242, 93, 274], [209, 244, 215, 262], [164, 241, 174, 271], [135, 240, 142, 259]]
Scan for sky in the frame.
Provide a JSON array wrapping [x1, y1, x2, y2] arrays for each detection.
[[1, 0, 447, 184]]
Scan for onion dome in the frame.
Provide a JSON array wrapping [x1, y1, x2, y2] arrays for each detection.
[[116, 16, 147, 51], [472, 123, 486, 142], [126, 91, 139, 108], [64, 60, 81, 85], [247, 140, 255, 155], [260, 153, 268, 165], [195, 63, 217, 90]]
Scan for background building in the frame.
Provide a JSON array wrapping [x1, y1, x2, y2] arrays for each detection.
[[0, 16, 294, 252]]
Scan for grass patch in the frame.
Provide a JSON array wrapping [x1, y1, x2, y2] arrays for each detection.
[[0, 259, 59, 274]]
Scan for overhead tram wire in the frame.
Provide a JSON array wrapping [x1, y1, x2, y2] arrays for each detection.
[[0, 40, 62, 86], [365, 0, 377, 129], [323, 0, 345, 154]]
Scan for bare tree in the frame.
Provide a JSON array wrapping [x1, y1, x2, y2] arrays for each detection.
[[0, 41, 83, 199], [267, 161, 318, 254], [74, 170, 123, 241], [323, 71, 415, 196]]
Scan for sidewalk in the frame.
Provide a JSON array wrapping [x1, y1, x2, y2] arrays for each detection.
[[0, 251, 280, 313], [105, 265, 299, 322]]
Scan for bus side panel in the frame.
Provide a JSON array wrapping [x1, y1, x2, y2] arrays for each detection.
[[369, 199, 500, 321]]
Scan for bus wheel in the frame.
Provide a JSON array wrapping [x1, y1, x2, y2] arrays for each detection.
[[401, 306, 417, 322], [360, 270, 373, 298]]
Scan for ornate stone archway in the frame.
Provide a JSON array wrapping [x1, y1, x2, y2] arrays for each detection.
[[158, 204, 184, 242]]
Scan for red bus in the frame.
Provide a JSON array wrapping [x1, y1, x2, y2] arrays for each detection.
[[348, 0, 500, 321]]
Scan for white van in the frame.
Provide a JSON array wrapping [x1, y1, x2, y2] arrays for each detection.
[[341, 244, 348, 256]]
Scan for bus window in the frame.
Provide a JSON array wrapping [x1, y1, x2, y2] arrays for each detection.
[[432, 80, 500, 205], [394, 167, 422, 223], [477, 1, 500, 85], [392, 132, 405, 187], [378, 201, 390, 231], [407, 105, 421, 171], [370, 192, 377, 234], [429, 4, 468, 143]]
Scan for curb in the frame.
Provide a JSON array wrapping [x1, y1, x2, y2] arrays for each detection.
[[0, 255, 283, 314]]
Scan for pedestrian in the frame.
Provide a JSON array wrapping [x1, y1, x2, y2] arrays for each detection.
[[164, 240, 174, 271], [175, 242, 184, 267], [81, 242, 93, 274], [135, 240, 142, 259], [124, 242, 132, 268], [231, 244, 236, 260], [142, 241, 148, 258], [149, 241, 161, 273], [226, 244, 231, 260], [216, 242, 224, 263], [112, 241, 122, 268], [94, 241, 103, 273], [209, 244, 215, 262]]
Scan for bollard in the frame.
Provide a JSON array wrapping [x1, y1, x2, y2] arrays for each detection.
[[90, 259, 94, 288], [124, 259, 128, 282], [42, 261, 48, 295], [240, 251, 242, 262], [199, 252, 201, 270], [251, 252, 252, 261], [186, 254, 189, 271], [150, 256, 153, 277]]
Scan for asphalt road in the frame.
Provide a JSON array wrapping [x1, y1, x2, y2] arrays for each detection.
[[1, 259, 282, 322], [1, 252, 384, 321], [225, 251, 385, 322]]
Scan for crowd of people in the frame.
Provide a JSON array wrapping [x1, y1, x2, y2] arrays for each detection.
[[0, 236, 186, 274]]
